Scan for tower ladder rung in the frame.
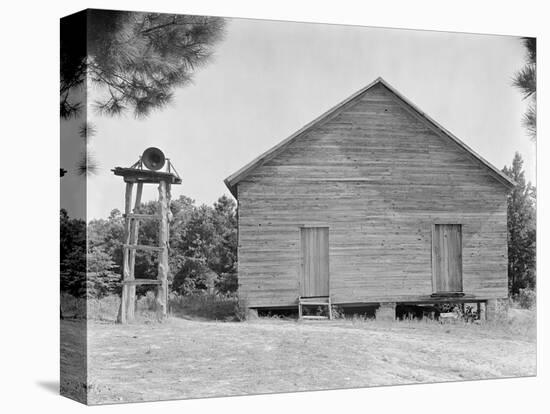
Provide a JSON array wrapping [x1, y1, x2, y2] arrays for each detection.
[[123, 244, 165, 252], [126, 213, 162, 220], [122, 279, 163, 285]]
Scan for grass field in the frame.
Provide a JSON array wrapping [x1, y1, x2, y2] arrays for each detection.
[[63, 307, 537, 405]]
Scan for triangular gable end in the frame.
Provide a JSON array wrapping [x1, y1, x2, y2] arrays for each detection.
[[224, 77, 516, 197]]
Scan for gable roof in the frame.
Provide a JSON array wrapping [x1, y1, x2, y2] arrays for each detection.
[[224, 77, 515, 197]]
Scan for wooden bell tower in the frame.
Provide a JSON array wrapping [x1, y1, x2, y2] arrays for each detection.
[[112, 148, 182, 323]]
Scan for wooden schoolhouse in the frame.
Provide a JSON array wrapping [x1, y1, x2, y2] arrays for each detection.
[[224, 78, 513, 320]]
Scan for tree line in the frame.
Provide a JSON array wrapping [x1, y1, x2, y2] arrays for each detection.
[[61, 194, 237, 299]]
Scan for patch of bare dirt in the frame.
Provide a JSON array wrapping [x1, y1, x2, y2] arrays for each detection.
[[83, 316, 536, 405]]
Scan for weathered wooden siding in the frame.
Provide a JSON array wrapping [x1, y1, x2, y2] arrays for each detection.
[[237, 83, 508, 308]]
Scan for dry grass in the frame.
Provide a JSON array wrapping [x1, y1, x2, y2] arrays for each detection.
[[169, 292, 240, 320], [60, 319, 87, 403], [80, 308, 536, 405], [73, 292, 241, 323]]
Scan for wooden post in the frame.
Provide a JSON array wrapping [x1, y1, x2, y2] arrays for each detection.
[[156, 180, 169, 320], [117, 182, 134, 324], [126, 182, 143, 322], [166, 183, 172, 250]]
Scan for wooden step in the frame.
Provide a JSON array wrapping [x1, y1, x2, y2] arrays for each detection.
[[302, 315, 329, 320], [299, 296, 330, 302], [122, 279, 162, 285], [298, 296, 333, 321], [300, 296, 330, 299], [299, 301, 331, 306], [123, 244, 164, 252]]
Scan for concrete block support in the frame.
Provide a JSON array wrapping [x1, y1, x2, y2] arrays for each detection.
[[246, 308, 259, 320], [376, 302, 396, 321], [486, 299, 498, 321], [477, 302, 486, 321]]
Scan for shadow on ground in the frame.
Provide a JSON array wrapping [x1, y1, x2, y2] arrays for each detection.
[[36, 380, 59, 395]]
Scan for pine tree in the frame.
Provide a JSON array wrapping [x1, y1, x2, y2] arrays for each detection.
[[61, 10, 225, 119], [502, 153, 536, 295], [60, 11, 225, 176], [512, 37, 536, 141], [212, 195, 238, 293]]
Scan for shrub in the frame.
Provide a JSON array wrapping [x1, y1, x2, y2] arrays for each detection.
[[63, 291, 247, 322], [514, 288, 536, 309], [87, 295, 120, 321], [484, 306, 536, 341], [169, 291, 239, 320], [86, 291, 162, 322], [137, 291, 157, 311], [216, 272, 238, 294]]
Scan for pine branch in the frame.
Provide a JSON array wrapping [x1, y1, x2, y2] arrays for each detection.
[[140, 16, 179, 35], [512, 65, 536, 99]]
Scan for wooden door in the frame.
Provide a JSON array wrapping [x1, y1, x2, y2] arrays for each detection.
[[432, 224, 463, 293], [300, 227, 329, 297]]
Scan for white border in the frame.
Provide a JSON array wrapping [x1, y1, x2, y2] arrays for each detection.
[[1, 1, 546, 413]]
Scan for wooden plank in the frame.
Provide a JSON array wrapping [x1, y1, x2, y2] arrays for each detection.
[[319, 227, 329, 296], [300, 228, 310, 296], [299, 301, 330, 306], [129, 183, 144, 279], [126, 182, 143, 323], [156, 180, 169, 319], [447, 224, 463, 292], [127, 213, 161, 220], [442, 225, 449, 292], [300, 297, 330, 302], [123, 244, 164, 252], [300, 295, 331, 300], [112, 167, 182, 184], [432, 225, 441, 293], [309, 228, 317, 295], [122, 279, 162, 285], [117, 182, 133, 324]]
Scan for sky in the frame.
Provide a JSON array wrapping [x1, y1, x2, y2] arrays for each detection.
[[61, 16, 536, 220]]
